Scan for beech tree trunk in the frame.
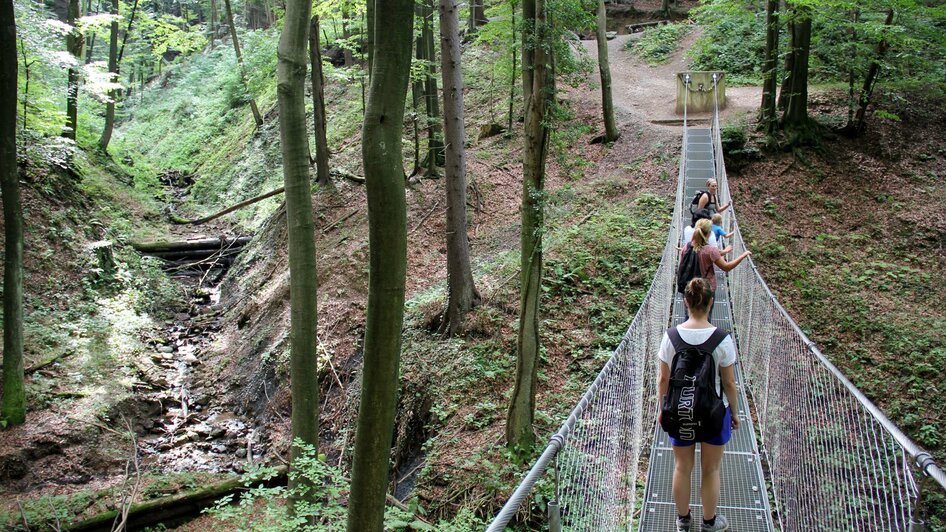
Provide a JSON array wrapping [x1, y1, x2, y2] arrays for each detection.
[[507, 0, 550, 452], [595, 0, 619, 142], [777, 4, 794, 112], [507, 7, 517, 133], [309, 15, 331, 186], [781, 5, 811, 131], [851, 9, 895, 133], [467, 0, 486, 33], [438, 0, 479, 335], [1, 0, 25, 426], [341, 6, 353, 66], [758, 0, 779, 134], [345, 0, 413, 529], [100, 0, 139, 151], [421, 0, 444, 172], [64, 0, 82, 140], [223, 0, 264, 127], [275, 0, 319, 515]]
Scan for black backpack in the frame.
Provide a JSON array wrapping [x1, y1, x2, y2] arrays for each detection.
[[676, 243, 701, 294], [660, 327, 728, 442], [689, 190, 707, 217]]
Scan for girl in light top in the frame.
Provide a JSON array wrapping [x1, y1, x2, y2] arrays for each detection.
[[659, 277, 739, 532]]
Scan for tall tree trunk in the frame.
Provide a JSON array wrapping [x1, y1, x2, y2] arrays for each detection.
[[411, 79, 422, 176], [781, 5, 811, 131], [64, 0, 82, 140], [852, 9, 895, 133], [99, 0, 139, 152], [758, 0, 779, 134], [341, 5, 353, 66], [97, 0, 118, 151], [345, 0, 412, 529], [438, 0, 479, 335], [507, 5, 516, 133], [421, 0, 444, 172], [309, 15, 331, 186], [595, 0, 618, 142], [507, 0, 550, 452], [223, 0, 264, 127], [1, 0, 25, 426], [414, 5, 428, 169], [777, 2, 794, 112], [276, 0, 319, 516], [468, 0, 486, 32]]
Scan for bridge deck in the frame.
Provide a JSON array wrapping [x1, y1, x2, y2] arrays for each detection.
[[638, 129, 775, 531]]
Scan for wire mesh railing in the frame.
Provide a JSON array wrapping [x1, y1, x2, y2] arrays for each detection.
[[488, 72, 944, 532], [484, 84, 690, 532], [710, 75, 944, 530]]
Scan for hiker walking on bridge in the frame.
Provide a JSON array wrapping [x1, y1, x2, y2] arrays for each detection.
[[697, 179, 731, 216], [658, 278, 740, 532]]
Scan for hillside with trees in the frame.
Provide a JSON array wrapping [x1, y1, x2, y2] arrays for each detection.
[[0, 0, 944, 529]]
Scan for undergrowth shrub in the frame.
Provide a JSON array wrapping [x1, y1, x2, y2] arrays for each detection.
[[205, 440, 485, 531], [624, 23, 690, 65]]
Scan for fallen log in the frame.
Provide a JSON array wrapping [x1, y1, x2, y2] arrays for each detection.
[[131, 236, 252, 254], [65, 466, 288, 532], [147, 247, 244, 261], [64, 464, 426, 531], [170, 187, 286, 225]]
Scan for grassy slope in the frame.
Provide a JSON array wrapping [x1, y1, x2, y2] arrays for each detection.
[[729, 87, 946, 527]]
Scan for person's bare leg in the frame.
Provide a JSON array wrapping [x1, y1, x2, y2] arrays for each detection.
[[700, 442, 725, 520], [672, 445, 696, 517]]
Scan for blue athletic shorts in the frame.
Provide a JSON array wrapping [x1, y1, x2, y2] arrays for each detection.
[[669, 406, 733, 447]]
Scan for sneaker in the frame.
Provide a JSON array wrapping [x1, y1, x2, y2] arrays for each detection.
[[701, 513, 729, 532], [676, 512, 692, 531]]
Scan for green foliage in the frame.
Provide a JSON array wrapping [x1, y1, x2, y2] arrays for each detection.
[[690, 0, 946, 87], [204, 440, 482, 530], [688, 2, 765, 85], [625, 22, 691, 65]]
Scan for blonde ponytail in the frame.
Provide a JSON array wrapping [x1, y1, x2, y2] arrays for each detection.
[[692, 219, 712, 249]]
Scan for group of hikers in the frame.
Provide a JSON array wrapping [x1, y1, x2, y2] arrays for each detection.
[[659, 178, 752, 532]]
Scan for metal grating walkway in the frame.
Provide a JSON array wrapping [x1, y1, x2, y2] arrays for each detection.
[[638, 128, 775, 531]]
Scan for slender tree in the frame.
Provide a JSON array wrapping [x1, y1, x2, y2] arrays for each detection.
[[341, 4, 353, 67], [594, 0, 618, 142], [1, 0, 25, 426], [468, 0, 486, 32], [275, 0, 319, 515], [507, 0, 550, 452], [64, 0, 82, 140], [507, 2, 517, 134], [849, 9, 895, 134], [781, 3, 812, 132], [420, 0, 444, 172], [309, 15, 331, 186], [758, 0, 779, 135], [345, 0, 413, 529], [438, 0, 479, 335], [223, 0, 264, 127], [100, 0, 139, 152]]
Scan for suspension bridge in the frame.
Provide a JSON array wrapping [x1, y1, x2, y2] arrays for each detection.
[[486, 74, 946, 531]]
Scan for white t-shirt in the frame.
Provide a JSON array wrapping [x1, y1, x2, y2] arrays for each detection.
[[658, 326, 736, 403], [683, 225, 718, 248]]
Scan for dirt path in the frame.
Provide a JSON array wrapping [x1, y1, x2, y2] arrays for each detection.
[[578, 27, 761, 125]]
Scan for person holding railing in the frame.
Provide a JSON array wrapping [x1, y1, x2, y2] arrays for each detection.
[[681, 219, 748, 319], [697, 179, 731, 216], [658, 277, 740, 532]]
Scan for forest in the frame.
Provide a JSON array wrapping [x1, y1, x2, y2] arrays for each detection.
[[0, 0, 945, 529]]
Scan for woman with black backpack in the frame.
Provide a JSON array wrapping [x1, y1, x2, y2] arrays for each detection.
[[658, 278, 740, 532], [678, 219, 750, 319]]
